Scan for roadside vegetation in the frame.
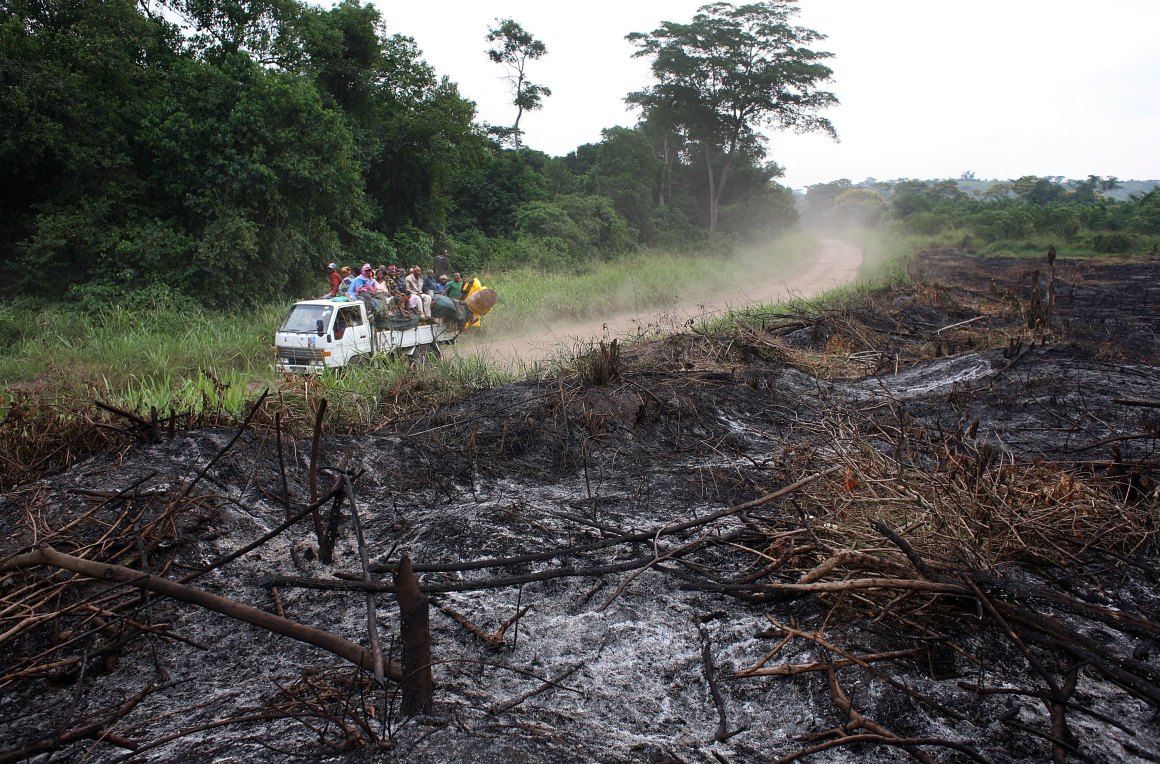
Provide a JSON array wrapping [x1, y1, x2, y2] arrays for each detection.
[[803, 175, 1160, 259], [1, 189, 1155, 489], [3, 0, 1159, 490], [0, 233, 813, 384]]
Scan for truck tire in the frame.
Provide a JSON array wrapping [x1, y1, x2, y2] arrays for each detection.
[[409, 342, 439, 365]]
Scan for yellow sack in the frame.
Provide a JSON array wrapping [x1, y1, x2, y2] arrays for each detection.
[[464, 285, 497, 316]]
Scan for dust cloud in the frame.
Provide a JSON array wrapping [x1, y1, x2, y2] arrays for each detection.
[[451, 239, 864, 367]]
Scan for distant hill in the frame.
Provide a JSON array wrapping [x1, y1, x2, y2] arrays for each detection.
[[953, 179, 1158, 200], [1101, 180, 1159, 200], [841, 178, 1159, 200]]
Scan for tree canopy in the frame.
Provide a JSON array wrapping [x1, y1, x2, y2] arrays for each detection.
[[627, 1, 838, 234], [485, 18, 551, 150], [3, 0, 823, 308]]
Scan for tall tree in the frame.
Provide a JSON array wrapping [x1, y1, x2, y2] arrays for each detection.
[[1012, 175, 1066, 206], [485, 18, 550, 150], [138, 53, 365, 305], [627, 1, 838, 235], [159, 0, 306, 64]]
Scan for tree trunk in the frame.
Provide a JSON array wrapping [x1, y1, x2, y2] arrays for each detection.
[[659, 135, 672, 208], [512, 69, 526, 150], [704, 130, 739, 236], [705, 143, 719, 235]]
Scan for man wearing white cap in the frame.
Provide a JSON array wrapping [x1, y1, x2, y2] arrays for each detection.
[[405, 265, 432, 317], [326, 262, 341, 297]]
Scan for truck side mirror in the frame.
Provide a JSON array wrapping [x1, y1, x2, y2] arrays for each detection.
[[316, 319, 325, 336]]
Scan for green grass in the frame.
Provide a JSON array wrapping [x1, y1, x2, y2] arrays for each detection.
[[480, 233, 818, 336], [0, 232, 866, 486], [895, 225, 1155, 261], [0, 301, 281, 388]]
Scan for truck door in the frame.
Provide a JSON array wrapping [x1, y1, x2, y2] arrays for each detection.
[[333, 304, 371, 365]]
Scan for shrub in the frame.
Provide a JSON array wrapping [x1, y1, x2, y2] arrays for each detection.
[[903, 212, 950, 236], [515, 201, 584, 244], [482, 236, 544, 271], [1129, 189, 1160, 234], [1090, 232, 1133, 254], [971, 208, 1035, 242], [1043, 205, 1081, 241], [651, 206, 705, 250], [446, 230, 489, 273]]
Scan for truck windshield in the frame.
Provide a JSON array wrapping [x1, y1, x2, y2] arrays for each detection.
[[279, 304, 333, 334]]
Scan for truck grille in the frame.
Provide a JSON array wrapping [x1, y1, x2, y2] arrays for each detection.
[[277, 347, 324, 365]]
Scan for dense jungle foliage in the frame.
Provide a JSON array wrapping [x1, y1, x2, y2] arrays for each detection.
[[0, 0, 803, 308]]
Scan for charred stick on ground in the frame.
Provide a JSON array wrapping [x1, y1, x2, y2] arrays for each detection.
[[3, 545, 404, 682], [393, 555, 434, 715]]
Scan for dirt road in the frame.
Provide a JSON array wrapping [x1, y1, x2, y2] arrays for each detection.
[[452, 238, 863, 365]]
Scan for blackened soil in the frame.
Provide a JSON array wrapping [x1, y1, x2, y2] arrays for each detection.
[[1, 252, 1158, 763]]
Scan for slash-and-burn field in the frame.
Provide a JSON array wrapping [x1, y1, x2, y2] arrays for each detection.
[[2, 251, 1159, 763]]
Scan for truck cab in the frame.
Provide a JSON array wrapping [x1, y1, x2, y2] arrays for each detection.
[[276, 296, 466, 374], [275, 299, 372, 373]]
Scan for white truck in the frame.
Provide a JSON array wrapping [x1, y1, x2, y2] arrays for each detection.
[[274, 297, 467, 373]]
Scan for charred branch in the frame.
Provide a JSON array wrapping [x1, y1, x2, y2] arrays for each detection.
[[3, 546, 403, 682]]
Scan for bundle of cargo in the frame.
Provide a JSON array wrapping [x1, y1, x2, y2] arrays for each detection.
[[430, 294, 473, 328], [464, 287, 497, 316]]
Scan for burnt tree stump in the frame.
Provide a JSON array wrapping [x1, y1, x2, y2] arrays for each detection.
[[394, 555, 435, 715]]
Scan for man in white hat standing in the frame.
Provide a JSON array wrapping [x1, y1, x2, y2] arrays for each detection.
[[326, 262, 341, 297]]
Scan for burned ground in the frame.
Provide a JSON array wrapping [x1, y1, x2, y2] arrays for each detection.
[[1, 252, 1159, 763]]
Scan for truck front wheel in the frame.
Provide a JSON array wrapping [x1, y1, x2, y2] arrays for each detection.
[[410, 343, 439, 366]]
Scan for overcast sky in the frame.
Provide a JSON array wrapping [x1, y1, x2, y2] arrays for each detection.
[[366, 0, 1160, 189]]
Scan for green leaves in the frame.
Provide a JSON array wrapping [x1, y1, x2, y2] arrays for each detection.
[[1, 0, 490, 305], [628, 1, 838, 233], [485, 18, 550, 149], [0, 0, 176, 282], [138, 54, 362, 304]]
